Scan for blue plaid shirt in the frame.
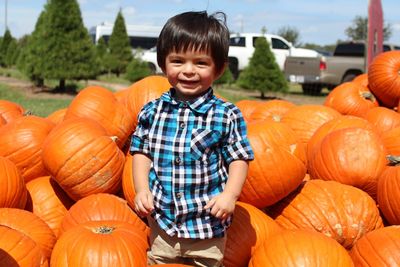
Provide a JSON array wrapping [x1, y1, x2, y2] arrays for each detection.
[[130, 88, 254, 239]]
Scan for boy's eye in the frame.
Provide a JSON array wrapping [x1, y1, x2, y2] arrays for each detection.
[[170, 59, 182, 64]]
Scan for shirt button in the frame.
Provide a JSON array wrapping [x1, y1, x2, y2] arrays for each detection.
[[177, 223, 182, 229], [182, 103, 188, 108], [175, 157, 182, 164], [180, 122, 185, 129], [175, 192, 183, 199]]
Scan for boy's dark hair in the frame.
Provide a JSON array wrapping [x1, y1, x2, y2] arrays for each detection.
[[157, 11, 230, 75]]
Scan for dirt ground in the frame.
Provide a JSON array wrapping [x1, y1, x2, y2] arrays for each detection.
[[0, 75, 327, 106]]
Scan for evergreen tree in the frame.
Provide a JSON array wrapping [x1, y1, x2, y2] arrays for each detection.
[[95, 36, 108, 74], [237, 37, 288, 98], [40, 0, 98, 91], [5, 39, 18, 67], [17, 8, 48, 86], [125, 56, 152, 82], [108, 10, 133, 77], [0, 29, 13, 66]]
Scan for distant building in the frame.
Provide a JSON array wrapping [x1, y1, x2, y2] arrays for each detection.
[[88, 22, 161, 50]]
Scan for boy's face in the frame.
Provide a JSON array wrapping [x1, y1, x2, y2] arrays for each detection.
[[163, 48, 222, 101]]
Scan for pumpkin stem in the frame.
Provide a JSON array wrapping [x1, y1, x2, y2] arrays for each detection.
[[110, 136, 118, 142], [361, 91, 376, 102], [23, 110, 33, 116], [387, 155, 400, 166], [94, 226, 115, 234]]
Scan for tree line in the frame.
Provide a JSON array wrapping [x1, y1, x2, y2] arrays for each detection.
[[0, 0, 150, 92]]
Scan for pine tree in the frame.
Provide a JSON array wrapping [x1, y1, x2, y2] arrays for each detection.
[[17, 8, 48, 86], [0, 29, 13, 67], [108, 10, 133, 77], [237, 37, 288, 98], [95, 36, 108, 74], [40, 0, 98, 91]]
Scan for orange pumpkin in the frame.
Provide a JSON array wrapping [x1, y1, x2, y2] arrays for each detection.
[[41, 118, 125, 201], [0, 225, 48, 267], [324, 81, 379, 117], [125, 75, 171, 128], [0, 99, 25, 123], [350, 226, 400, 266], [249, 229, 354, 267], [308, 127, 387, 199], [240, 121, 307, 208], [268, 180, 383, 249], [223, 202, 281, 267], [281, 104, 341, 146], [235, 99, 264, 122], [0, 115, 54, 182], [25, 176, 74, 238], [363, 106, 400, 134], [46, 108, 67, 125], [353, 73, 369, 88], [50, 220, 148, 267], [122, 154, 136, 209], [368, 50, 400, 108], [307, 115, 375, 163], [248, 99, 295, 122], [377, 159, 400, 225], [0, 208, 56, 260], [0, 156, 27, 209], [60, 193, 149, 237], [64, 85, 135, 147]]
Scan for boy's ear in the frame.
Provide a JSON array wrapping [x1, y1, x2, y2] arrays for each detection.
[[215, 62, 228, 80]]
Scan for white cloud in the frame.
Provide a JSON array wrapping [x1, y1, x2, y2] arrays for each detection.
[[123, 6, 136, 16]]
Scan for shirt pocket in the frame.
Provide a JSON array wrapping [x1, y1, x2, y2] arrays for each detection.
[[190, 128, 221, 162]]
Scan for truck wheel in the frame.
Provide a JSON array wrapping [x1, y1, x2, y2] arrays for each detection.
[[342, 73, 358, 83], [228, 57, 239, 80], [302, 84, 322, 95], [147, 63, 157, 74]]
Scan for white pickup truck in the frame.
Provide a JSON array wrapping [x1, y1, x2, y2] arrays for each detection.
[[140, 32, 319, 78]]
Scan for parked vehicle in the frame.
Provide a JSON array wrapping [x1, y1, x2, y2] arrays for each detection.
[[140, 32, 319, 76], [227, 33, 318, 78], [284, 41, 400, 95]]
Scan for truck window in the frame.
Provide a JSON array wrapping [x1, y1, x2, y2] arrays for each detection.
[[271, 38, 290, 50], [230, 37, 246, 47], [333, 43, 365, 57]]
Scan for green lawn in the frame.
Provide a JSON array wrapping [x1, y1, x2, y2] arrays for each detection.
[[0, 83, 72, 118]]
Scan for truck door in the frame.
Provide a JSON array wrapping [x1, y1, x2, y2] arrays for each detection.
[[270, 37, 290, 70]]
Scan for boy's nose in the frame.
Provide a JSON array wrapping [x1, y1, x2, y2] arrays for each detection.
[[182, 63, 195, 74]]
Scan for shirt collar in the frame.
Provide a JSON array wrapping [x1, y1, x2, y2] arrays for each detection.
[[160, 87, 217, 114]]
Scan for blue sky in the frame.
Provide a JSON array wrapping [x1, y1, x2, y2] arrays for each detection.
[[1, 0, 399, 45]]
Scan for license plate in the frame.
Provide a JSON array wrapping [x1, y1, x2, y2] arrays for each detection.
[[289, 75, 304, 83]]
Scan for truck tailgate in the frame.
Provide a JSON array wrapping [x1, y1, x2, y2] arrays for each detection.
[[284, 56, 322, 83]]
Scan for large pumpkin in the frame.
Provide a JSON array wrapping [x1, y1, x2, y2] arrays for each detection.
[[25, 176, 74, 238], [240, 121, 307, 208], [363, 106, 400, 134], [350, 226, 400, 266], [0, 156, 27, 209], [0, 225, 48, 267], [267, 180, 383, 249], [50, 220, 148, 267], [247, 99, 295, 122], [281, 104, 341, 146], [60, 193, 149, 237], [121, 154, 136, 209], [41, 118, 125, 201], [125, 75, 171, 128], [368, 50, 400, 108], [0, 208, 56, 260], [308, 127, 387, 199], [248, 229, 354, 267], [0, 115, 54, 182], [223, 202, 281, 267], [0, 99, 25, 123], [307, 115, 375, 163], [377, 159, 400, 225], [64, 85, 135, 148], [324, 81, 379, 117]]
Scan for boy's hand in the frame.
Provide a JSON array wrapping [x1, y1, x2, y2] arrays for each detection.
[[134, 190, 154, 217], [204, 192, 237, 223]]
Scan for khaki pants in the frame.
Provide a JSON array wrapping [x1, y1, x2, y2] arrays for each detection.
[[147, 218, 226, 267]]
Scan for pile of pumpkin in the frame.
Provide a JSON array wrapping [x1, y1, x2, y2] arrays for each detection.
[[0, 50, 399, 266]]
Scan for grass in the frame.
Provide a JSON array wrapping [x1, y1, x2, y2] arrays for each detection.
[[0, 83, 72, 117]]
